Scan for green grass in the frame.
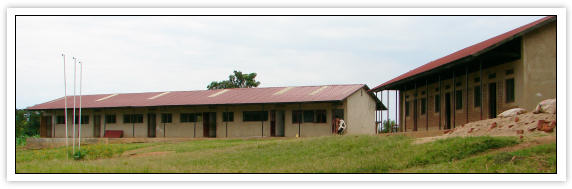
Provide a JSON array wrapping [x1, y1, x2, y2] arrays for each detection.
[[405, 142, 556, 173], [15, 135, 552, 173]]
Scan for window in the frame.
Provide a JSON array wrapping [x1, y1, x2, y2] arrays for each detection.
[[74, 115, 89, 124], [303, 110, 315, 123], [455, 90, 463, 110], [505, 69, 514, 75], [488, 73, 496, 79], [292, 110, 302, 123], [474, 86, 481, 107], [161, 113, 172, 123], [243, 111, 268, 122], [474, 77, 480, 83], [56, 116, 65, 124], [105, 114, 116, 124], [434, 95, 440, 113], [181, 113, 202, 122], [421, 98, 427, 115], [405, 101, 410, 116], [223, 112, 234, 122], [124, 114, 143, 123], [315, 110, 327, 123], [505, 78, 515, 103]]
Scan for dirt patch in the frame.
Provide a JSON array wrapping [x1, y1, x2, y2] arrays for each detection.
[[415, 112, 556, 144]]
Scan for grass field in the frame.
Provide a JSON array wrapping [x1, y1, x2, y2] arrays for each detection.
[[15, 135, 556, 173]]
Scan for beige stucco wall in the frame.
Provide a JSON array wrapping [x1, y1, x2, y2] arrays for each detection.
[[40, 87, 377, 138], [345, 88, 377, 135], [521, 21, 557, 110]]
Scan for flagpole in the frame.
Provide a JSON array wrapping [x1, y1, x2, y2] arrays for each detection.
[[62, 53, 68, 159], [72, 57, 77, 155], [78, 60, 83, 152]]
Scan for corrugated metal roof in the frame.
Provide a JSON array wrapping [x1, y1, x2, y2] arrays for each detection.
[[28, 84, 376, 110], [371, 16, 555, 91]]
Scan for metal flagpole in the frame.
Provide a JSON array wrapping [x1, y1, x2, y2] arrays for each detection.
[[72, 57, 77, 155], [78, 60, 83, 152], [62, 53, 68, 159]]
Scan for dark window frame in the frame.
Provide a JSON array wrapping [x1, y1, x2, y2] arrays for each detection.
[[74, 115, 89, 124], [315, 110, 327, 123], [505, 78, 515, 103], [124, 114, 143, 124], [292, 110, 302, 123], [434, 95, 440, 113], [421, 98, 427, 115], [243, 111, 268, 122], [455, 90, 463, 110], [56, 115, 65, 124], [161, 113, 172, 123], [223, 112, 234, 122], [105, 114, 116, 124], [303, 110, 315, 123], [474, 86, 482, 107], [405, 101, 410, 116]]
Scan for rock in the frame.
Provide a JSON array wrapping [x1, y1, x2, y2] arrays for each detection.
[[468, 128, 474, 133], [541, 121, 556, 132], [444, 130, 452, 134], [527, 125, 536, 132], [498, 108, 527, 118], [489, 122, 497, 130], [537, 120, 547, 130], [533, 99, 556, 114], [516, 130, 524, 134], [514, 117, 519, 122], [508, 125, 514, 128]]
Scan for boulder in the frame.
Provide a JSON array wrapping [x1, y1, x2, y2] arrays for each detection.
[[516, 130, 524, 134], [533, 99, 556, 114], [498, 108, 527, 118], [514, 117, 519, 122], [489, 122, 497, 130]]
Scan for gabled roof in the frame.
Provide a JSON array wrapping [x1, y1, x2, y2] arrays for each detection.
[[28, 84, 386, 110], [371, 16, 556, 92]]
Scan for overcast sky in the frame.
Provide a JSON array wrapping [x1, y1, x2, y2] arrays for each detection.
[[16, 16, 543, 118]]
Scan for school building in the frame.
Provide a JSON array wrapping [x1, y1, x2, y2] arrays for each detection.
[[370, 16, 556, 132], [28, 84, 385, 138]]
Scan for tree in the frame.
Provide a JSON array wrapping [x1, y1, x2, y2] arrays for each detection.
[[207, 70, 261, 90], [15, 109, 40, 137], [381, 119, 396, 133]]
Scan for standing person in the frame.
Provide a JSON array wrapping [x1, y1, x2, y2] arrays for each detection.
[[337, 118, 347, 135]]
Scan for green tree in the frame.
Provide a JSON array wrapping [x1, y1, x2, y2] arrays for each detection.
[[381, 119, 396, 133], [15, 109, 40, 137], [207, 70, 261, 90]]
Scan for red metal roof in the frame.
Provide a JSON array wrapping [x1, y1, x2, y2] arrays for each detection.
[[28, 84, 371, 110], [371, 16, 555, 91]]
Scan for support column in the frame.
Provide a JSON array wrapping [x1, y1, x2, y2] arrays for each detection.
[[466, 66, 469, 124], [452, 71, 456, 128], [298, 103, 301, 137], [480, 60, 483, 120], [426, 79, 428, 131], [261, 104, 264, 138], [225, 107, 229, 138], [395, 90, 398, 132], [414, 82, 417, 131], [386, 90, 390, 132], [375, 92, 378, 134], [438, 75, 442, 130], [403, 85, 407, 132]]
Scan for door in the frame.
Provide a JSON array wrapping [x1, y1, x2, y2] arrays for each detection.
[[203, 112, 216, 138], [148, 113, 156, 137], [270, 110, 276, 136], [445, 93, 451, 130], [489, 82, 497, 118], [276, 110, 285, 137], [40, 116, 52, 138], [332, 109, 344, 133], [94, 115, 101, 137], [413, 99, 418, 131]]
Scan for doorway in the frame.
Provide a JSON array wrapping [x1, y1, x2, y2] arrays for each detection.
[[203, 112, 217, 138], [147, 113, 156, 137], [271, 110, 285, 137], [413, 99, 418, 131], [332, 109, 344, 133], [94, 115, 101, 137], [445, 93, 451, 130], [489, 82, 497, 118], [40, 116, 52, 138]]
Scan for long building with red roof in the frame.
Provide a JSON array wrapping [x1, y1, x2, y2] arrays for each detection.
[[371, 16, 556, 132], [29, 84, 385, 138]]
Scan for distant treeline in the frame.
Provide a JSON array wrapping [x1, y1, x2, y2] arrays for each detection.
[[16, 109, 40, 145]]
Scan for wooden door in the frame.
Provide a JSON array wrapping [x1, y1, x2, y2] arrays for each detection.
[[94, 115, 101, 137], [270, 110, 276, 136], [40, 116, 52, 138], [148, 114, 156, 137]]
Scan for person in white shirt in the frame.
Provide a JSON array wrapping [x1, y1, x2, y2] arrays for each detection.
[[337, 118, 346, 135]]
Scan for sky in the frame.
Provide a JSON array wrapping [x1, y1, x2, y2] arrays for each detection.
[[16, 15, 544, 120]]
